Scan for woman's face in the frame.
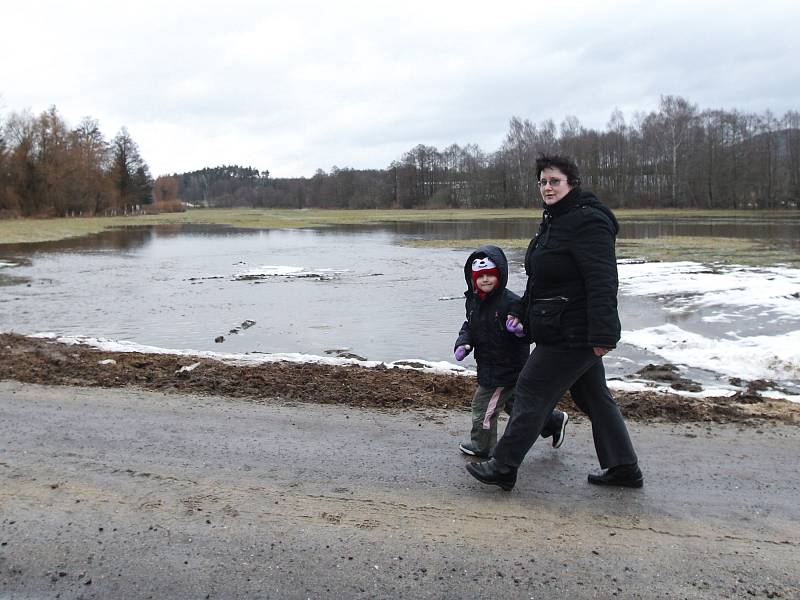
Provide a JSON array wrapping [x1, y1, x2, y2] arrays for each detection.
[[538, 167, 573, 205]]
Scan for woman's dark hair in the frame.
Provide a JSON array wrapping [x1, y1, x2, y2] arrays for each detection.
[[535, 154, 581, 186]]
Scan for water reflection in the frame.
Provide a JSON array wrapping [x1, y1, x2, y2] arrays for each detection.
[[0, 224, 271, 255], [3, 215, 798, 256], [365, 220, 540, 240], [620, 218, 800, 245], [340, 215, 800, 247]]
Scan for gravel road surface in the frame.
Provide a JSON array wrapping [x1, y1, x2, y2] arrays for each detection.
[[1, 382, 797, 599]]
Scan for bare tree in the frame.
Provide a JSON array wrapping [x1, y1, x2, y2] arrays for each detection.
[[783, 111, 800, 204], [502, 117, 537, 206], [69, 117, 113, 215], [655, 95, 698, 207]]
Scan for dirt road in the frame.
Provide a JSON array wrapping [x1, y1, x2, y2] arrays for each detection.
[[1, 381, 797, 599]]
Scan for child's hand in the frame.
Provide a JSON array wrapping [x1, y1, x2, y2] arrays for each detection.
[[454, 345, 472, 361], [506, 316, 525, 337]]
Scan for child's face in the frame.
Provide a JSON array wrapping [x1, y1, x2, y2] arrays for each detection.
[[475, 273, 499, 294]]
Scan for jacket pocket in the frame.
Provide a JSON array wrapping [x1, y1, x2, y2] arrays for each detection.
[[529, 296, 568, 344]]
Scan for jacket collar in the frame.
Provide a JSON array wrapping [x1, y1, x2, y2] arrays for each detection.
[[543, 187, 582, 218]]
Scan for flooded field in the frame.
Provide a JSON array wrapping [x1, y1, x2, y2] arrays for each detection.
[[1, 215, 798, 399]]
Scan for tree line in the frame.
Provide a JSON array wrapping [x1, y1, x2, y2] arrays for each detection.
[[174, 96, 800, 211], [3, 95, 799, 218], [0, 105, 156, 218]]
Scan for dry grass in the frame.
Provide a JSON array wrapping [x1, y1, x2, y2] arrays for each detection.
[[616, 236, 800, 266]]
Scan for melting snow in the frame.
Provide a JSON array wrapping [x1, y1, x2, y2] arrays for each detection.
[[233, 265, 345, 280], [622, 324, 800, 383], [30, 333, 474, 377], [618, 261, 800, 317]]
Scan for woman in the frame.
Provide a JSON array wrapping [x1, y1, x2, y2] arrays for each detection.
[[466, 154, 642, 491]]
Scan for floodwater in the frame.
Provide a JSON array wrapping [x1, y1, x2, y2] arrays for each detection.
[[1, 216, 799, 396]]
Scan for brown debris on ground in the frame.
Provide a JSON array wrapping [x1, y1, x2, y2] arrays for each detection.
[[1, 333, 798, 425], [634, 363, 703, 392]]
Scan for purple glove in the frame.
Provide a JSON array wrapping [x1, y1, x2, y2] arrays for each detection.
[[454, 345, 472, 361], [506, 317, 525, 338]]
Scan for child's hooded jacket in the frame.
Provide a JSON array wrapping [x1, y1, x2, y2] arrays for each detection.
[[455, 245, 530, 387]]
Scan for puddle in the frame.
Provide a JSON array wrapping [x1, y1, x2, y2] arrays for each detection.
[[1, 219, 798, 395]]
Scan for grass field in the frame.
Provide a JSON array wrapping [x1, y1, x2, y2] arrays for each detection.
[[406, 236, 798, 266], [1, 208, 798, 266]]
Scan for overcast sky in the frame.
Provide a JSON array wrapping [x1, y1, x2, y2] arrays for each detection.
[[2, 0, 798, 178]]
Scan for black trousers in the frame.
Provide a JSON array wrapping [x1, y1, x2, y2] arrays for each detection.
[[492, 344, 638, 470]]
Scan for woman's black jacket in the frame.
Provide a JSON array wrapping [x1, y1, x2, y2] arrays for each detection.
[[455, 245, 530, 388], [511, 188, 621, 349]]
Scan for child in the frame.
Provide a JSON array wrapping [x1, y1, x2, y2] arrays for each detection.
[[454, 245, 569, 458]]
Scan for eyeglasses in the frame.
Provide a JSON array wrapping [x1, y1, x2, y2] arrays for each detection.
[[538, 178, 564, 187]]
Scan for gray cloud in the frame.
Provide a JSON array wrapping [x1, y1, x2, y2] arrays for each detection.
[[1, 0, 798, 177]]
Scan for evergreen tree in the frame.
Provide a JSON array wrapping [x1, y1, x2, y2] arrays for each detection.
[[111, 127, 153, 212]]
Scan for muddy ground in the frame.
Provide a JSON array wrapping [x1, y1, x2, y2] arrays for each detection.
[[1, 333, 797, 425]]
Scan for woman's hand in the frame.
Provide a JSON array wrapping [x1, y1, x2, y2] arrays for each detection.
[[593, 347, 611, 357]]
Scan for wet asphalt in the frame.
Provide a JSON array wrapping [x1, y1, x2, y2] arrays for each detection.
[[1, 381, 797, 599]]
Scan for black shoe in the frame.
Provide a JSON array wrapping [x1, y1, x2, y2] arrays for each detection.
[[588, 463, 643, 488], [466, 459, 517, 491], [459, 442, 490, 458], [550, 411, 569, 449]]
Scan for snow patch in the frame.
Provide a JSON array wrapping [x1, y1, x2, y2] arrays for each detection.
[[622, 324, 800, 383], [618, 261, 800, 317], [30, 333, 475, 377], [607, 378, 740, 399], [233, 265, 345, 280]]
